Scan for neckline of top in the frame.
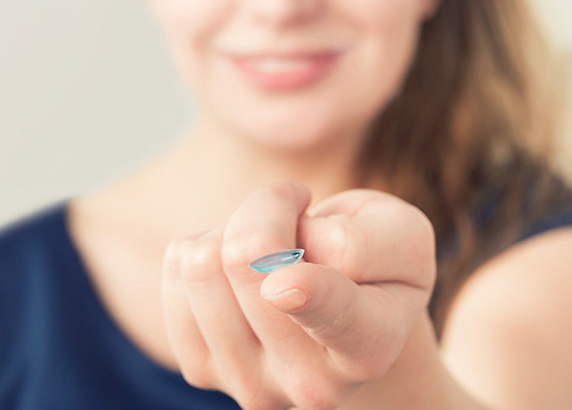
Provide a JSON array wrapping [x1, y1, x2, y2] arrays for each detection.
[[52, 197, 187, 382]]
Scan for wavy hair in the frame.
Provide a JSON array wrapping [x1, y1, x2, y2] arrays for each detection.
[[355, 0, 571, 341]]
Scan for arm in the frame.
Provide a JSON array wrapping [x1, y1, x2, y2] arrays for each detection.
[[338, 227, 572, 410], [337, 310, 491, 410]]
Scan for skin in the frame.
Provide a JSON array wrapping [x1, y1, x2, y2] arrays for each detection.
[[162, 183, 436, 409], [65, 0, 572, 409]]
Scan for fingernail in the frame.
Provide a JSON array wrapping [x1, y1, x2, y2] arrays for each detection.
[[263, 288, 307, 312], [249, 248, 305, 274]]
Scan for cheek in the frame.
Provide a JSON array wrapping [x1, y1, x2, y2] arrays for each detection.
[[148, 0, 230, 87], [342, 0, 422, 75], [338, 0, 421, 26], [148, 0, 229, 29], [337, 0, 422, 109]]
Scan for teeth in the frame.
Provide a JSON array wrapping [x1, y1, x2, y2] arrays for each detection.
[[248, 58, 313, 73]]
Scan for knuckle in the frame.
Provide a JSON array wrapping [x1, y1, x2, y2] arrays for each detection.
[[343, 355, 393, 383], [221, 233, 273, 271], [323, 215, 368, 280], [289, 373, 344, 410], [239, 400, 276, 410], [232, 381, 276, 410], [324, 215, 353, 272], [177, 237, 198, 257], [245, 183, 293, 209], [165, 239, 181, 258], [180, 241, 215, 269], [327, 215, 368, 279], [178, 239, 220, 284], [263, 183, 295, 202], [180, 361, 217, 391], [222, 363, 285, 410], [215, 358, 257, 393], [162, 239, 183, 281]]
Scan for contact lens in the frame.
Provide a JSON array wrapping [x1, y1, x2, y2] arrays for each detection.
[[248, 248, 305, 273]]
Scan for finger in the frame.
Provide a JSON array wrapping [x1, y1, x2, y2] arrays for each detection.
[[220, 181, 317, 349], [260, 262, 423, 382], [179, 224, 264, 397], [161, 235, 216, 389], [296, 195, 436, 362], [300, 189, 436, 291]]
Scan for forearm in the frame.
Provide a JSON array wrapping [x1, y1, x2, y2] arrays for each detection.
[[337, 310, 492, 410]]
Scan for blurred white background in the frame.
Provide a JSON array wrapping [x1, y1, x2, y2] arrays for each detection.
[[1, 0, 571, 226]]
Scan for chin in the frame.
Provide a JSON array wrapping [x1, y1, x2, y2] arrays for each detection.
[[239, 124, 338, 152], [224, 107, 351, 151], [206, 86, 359, 149]]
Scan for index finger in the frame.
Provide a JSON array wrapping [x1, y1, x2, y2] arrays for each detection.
[[220, 182, 320, 351]]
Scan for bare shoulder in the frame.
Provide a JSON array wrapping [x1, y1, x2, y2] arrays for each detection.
[[439, 227, 572, 410]]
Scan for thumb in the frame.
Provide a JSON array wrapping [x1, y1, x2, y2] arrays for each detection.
[[259, 263, 411, 382]]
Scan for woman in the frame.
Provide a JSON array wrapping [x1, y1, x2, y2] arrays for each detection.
[[2, 0, 572, 409]]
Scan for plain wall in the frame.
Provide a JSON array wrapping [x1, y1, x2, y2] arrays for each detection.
[[1, 0, 571, 226]]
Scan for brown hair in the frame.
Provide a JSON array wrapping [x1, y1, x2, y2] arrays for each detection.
[[355, 0, 572, 341]]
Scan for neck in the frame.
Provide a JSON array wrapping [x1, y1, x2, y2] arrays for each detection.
[[105, 110, 377, 241]]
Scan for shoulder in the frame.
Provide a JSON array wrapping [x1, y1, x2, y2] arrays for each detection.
[[0, 201, 67, 267], [0, 199, 71, 292], [0, 201, 72, 401], [439, 227, 572, 409], [0, 200, 68, 336]]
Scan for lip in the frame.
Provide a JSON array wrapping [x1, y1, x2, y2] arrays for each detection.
[[226, 50, 344, 91], [228, 49, 342, 60]]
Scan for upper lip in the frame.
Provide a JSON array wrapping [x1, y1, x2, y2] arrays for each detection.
[[225, 49, 344, 61]]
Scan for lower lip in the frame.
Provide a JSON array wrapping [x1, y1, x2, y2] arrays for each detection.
[[229, 53, 341, 91]]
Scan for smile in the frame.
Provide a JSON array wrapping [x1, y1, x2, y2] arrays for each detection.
[[227, 52, 343, 91]]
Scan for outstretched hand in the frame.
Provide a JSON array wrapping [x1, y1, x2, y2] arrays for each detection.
[[161, 181, 436, 410]]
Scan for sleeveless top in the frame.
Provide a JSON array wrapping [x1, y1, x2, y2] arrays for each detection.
[[1, 195, 572, 409]]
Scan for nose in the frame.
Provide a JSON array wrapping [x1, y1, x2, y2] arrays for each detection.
[[243, 0, 323, 26]]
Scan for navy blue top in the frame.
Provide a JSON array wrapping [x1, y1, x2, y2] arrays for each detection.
[[1, 195, 572, 409], [0, 198, 241, 410]]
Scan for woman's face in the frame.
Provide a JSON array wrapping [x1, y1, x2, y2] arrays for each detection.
[[146, 0, 438, 149]]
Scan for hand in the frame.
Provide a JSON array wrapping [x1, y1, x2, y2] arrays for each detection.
[[160, 181, 436, 410]]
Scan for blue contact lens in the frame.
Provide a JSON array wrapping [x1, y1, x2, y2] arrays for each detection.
[[249, 248, 305, 274]]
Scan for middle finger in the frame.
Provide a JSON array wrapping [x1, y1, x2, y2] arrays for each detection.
[[180, 224, 264, 396]]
